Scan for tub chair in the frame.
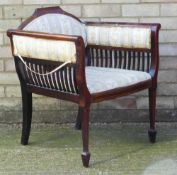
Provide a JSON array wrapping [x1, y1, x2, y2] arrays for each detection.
[[7, 6, 161, 167]]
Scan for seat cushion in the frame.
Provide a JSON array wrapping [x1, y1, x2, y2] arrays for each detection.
[[86, 66, 151, 94]]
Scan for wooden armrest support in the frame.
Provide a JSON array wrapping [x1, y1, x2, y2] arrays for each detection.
[[86, 21, 161, 28], [7, 29, 83, 44]]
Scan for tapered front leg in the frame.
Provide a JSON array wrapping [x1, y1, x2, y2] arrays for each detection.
[[75, 107, 82, 130], [21, 85, 32, 145], [81, 105, 91, 167], [148, 87, 157, 143]]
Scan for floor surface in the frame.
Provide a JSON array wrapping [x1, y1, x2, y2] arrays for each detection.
[[0, 123, 176, 175]]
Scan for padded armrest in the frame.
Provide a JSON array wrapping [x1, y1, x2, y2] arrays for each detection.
[[13, 35, 77, 63], [7, 29, 84, 63], [86, 24, 151, 49]]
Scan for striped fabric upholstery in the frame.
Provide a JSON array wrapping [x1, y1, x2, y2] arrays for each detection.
[[86, 25, 151, 49], [13, 35, 77, 63], [24, 13, 87, 45], [86, 66, 151, 93]]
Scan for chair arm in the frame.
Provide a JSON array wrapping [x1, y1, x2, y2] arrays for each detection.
[[85, 22, 161, 81], [7, 29, 82, 63], [7, 29, 89, 95]]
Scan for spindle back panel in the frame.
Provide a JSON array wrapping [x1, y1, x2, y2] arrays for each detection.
[[87, 46, 151, 73]]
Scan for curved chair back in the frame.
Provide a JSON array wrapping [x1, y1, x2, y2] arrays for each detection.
[[20, 7, 87, 45]]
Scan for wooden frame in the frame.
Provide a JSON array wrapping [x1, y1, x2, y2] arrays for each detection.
[[7, 6, 161, 167]]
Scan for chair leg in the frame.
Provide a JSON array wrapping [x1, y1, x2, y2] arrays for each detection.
[[148, 87, 157, 143], [81, 105, 91, 167], [21, 86, 32, 145], [75, 107, 82, 130]]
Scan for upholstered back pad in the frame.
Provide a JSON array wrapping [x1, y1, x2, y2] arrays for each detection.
[[86, 25, 151, 49], [24, 13, 87, 45]]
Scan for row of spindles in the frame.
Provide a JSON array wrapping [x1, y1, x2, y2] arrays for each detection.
[[89, 48, 151, 72], [24, 60, 79, 94]]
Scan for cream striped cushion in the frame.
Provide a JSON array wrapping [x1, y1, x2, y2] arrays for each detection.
[[86, 25, 151, 49], [13, 35, 77, 63], [86, 66, 151, 93], [24, 14, 87, 45]]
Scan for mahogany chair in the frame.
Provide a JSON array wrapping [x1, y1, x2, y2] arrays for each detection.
[[7, 6, 161, 167]]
